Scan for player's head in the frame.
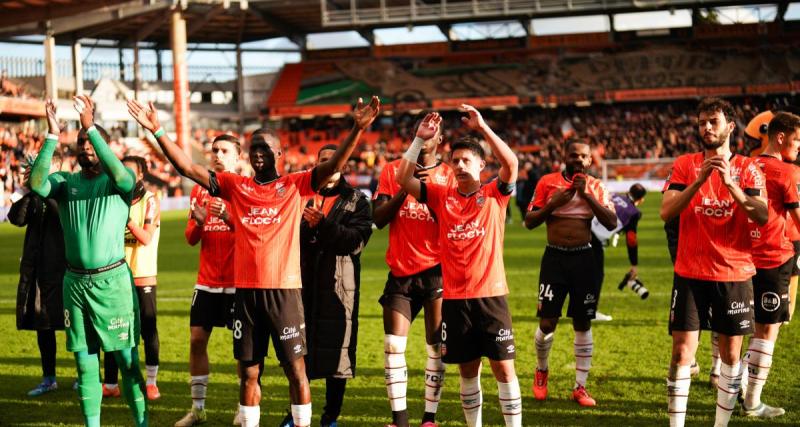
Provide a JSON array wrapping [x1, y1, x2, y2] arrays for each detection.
[[122, 155, 147, 181], [697, 97, 736, 150], [449, 136, 485, 183], [251, 127, 282, 159], [628, 183, 646, 206], [744, 110, 774, 156], [563, 138, 591, 175], [768, 111, 800, 162], [211, 134, 240, 172], [249, 128, 280, 175], [414, 110, 443, 153], [317, 144, 341, 185], [76, 125, 111, 169]]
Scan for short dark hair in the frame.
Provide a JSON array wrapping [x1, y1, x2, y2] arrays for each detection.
[[213, 134, 241, 153], [629, 183, 646, 201], [318, 144, 338, 155], [451, 136, 485, 160], [767, 111, 800, 140], [251, 127, 279, 149], [122, 155, 148, 175], [564, 137, 589, 152], [77, 124, 111, 144], [697, 97, 736, 122]]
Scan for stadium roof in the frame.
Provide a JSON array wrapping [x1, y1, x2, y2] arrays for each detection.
[[0, 0, 787, 46]]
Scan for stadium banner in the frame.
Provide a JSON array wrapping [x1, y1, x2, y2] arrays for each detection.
[[451, 37, 527, 52], [305, 47, 371, 61], [746, 83, 793, 94], [610, 87, 698, 101], [604, 179, 665, 193], [694, 23, 779, 39], [432, 96, 519, 109], [529, 32, 610, 48], [697, 86, 743, 96], [270, 104, 352, 118], [374, 42, 450, 58], [0, 96, 45, 117]]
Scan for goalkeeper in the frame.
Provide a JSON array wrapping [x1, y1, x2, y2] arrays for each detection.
[[30, 97, 147, 427], [589, 183, 647, 315]]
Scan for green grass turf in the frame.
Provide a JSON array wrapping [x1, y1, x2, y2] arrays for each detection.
[[0, 193, 798, 426]]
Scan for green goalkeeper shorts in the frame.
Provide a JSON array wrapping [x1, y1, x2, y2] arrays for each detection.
[[62, 263, 140, 353]]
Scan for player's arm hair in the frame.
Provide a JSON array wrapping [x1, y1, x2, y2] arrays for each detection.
[[7, 192, 37, 227], [86, 127, 135, 193], [29, 135, 62, 198], [524, 204, 554, 230], [585, 191, 617, 230], [319, 193, 373, 255], [151, 132, 211, 189], [728, 184, 767, 226], [313, 127, 364, 191], [185, 219, 202, 246], [372, 192, 407, 229], [478, 124, 518, 184], [660, 181, 703, 221]]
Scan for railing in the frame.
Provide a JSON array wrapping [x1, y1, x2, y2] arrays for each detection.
[[0, 57, 275, 82]]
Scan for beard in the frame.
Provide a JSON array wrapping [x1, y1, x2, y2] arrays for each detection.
[[77, 154, 96, 169], [565, 162, 584, 176], [702, 129, 729, 150]]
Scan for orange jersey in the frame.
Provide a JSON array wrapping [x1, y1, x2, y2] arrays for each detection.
[[528, 172, 614, 217], [375, 160, 456, 277], [212, 170, 315, 289], [666, 152, 765, 281], [186, 184, 235, 288], [750, 156, 799, 268], [422, 179, 511, 299], [785, 161, 800, 242]]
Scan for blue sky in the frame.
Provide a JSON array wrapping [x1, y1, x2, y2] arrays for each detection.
[[1, 3, 797, 72]]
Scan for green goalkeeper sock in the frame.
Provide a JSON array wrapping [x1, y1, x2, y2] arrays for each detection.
[[73, 351, 102, 427], [113, 347, 148, 426]]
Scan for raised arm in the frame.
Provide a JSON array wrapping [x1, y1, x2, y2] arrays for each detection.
[[127, 99, 211, 189], [460, 104, 518, 184], [75, 95, 134, 193], [314, 96, 380, 189], [661, 158, 712, 221], [30, 99, 63, 198], [396, 112, 441, 200]]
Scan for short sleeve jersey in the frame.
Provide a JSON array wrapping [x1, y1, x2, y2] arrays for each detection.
[[785, 161, 800, 242], [375, 159, 456, 277], [528, 172, 614, 218], [211, 170, 315, 289], [666, 152, 765, 281], [751, 156, 798, 269], [125, 191, 161, 279], [422, 180, 511, 299], [49, 170, 134, 269], [187, 184, 235, 288]]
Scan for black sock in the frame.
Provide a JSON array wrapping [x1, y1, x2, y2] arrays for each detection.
[[422, 411, 436, 423], [37, 329, 57, 378], [392, 410, 409, 427]]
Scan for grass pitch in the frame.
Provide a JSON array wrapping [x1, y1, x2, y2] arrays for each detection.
[[0, 194, 797, 426]]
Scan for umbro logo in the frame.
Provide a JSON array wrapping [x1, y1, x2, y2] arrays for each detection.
[[293, 344, 302, 354], [507, 344, 515, 353]]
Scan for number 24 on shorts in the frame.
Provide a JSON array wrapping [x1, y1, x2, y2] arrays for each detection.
[[539, 284, 555, 301]]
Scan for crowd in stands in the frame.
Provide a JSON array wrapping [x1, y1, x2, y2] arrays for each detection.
[[1, 95, 797, 211]]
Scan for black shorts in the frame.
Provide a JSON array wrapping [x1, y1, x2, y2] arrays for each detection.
[[792, 241, 800, 276], [233, 288, 306, 364], [190, 287, 235, 331], [537, 245, 599, 320], [440, 296, 515, 364], [669, 274, 754, 336], [753, 258, 793, 324], [379, 264, 443, 322]]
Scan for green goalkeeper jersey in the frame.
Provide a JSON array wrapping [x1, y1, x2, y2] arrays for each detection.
[[31, 129, 135, 270]]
